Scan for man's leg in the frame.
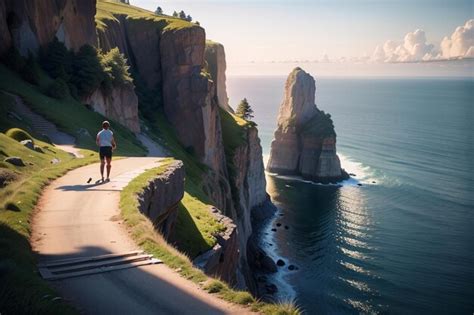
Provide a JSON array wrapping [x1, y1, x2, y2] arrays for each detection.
[[100, 158, 105, 181], [106, 156, 112, 180]]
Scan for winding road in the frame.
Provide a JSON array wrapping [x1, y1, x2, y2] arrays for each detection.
[[32, 154, 250, 314]]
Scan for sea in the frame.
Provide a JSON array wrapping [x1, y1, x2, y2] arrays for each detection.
[[227, 75, 474, 314]]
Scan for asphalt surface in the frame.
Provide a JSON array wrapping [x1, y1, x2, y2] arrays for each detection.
[[32, 157, 251, 314]]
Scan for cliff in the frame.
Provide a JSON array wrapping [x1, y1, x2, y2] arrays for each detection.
[[0, 0, 272, 294], [84, 84, 140, 133], [267, 67, 347, 182], [137, 160, 185, 239], [204, 41, 234, 112], [0, 0, 97, 56]]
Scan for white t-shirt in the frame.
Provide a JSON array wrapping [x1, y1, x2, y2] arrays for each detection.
[[97, 129, 113, 147]]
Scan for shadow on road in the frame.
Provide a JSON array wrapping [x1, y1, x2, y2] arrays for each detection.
[[37, 246, 231, 315]]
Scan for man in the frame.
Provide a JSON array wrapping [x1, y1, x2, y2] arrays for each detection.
[[96, 121, 116, 182]]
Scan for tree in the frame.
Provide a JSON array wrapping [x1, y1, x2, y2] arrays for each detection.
[[186, 14, 192, 22], [70, 45, 104, 97], [172, 11, 178, 17], [39, 37, 72, 80], [179, 10, 186, 19], [236, 98, 254, 121], [21, 52, 41, 85], [155, 6, 163, 15]]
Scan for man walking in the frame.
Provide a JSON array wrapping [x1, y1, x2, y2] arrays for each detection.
[[96, 121, 116, 182]]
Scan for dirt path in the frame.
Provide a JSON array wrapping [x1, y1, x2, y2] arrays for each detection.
[[32, 158, 252, 314]]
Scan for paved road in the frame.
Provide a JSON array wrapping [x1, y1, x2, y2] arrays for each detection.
[[32, 158, 251, 314]]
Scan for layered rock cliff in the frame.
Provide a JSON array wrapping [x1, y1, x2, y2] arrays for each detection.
[[137, 160, 185, 238], [0, 0, 96, 56], [85, 83, 140, 133], [1, 0, 272, 294], [267, 67, 347, 182], [204, 41, 234, 112]]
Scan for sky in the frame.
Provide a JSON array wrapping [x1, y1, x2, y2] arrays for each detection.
[[131, 0, 474, 76]]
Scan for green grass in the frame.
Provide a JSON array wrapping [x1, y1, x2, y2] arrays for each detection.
[[0, 63, 146, 313], [0, 132, 97, 313], [119, 160, 301, 314], [0, 64, 146, 156], [96, 0, 195, 32]]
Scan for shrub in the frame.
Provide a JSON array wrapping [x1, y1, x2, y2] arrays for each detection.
[[5, 128, 34, 143], [70, 44, 105, 97], [39, 37, 72, 80], [21, 53, 41, 85], [101, 48, 133, 86], [2, 47, 26, 72], [47, 78, 69, 99]]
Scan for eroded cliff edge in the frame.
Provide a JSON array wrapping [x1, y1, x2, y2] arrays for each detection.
[[1, 0, 273, 295], [267, 67, 348, 182]]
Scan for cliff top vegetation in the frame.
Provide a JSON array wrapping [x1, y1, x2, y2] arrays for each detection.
[[96, 0, 197, 32]]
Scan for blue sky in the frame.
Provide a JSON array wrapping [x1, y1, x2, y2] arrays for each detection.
[[131, 0, 473, 75]]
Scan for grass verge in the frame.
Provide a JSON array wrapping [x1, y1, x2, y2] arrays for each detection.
[[0, 132, 97, 314], [119, 158, 301, 315]]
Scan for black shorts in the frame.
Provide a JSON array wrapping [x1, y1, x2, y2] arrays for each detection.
[[99, 146, 112, 160]]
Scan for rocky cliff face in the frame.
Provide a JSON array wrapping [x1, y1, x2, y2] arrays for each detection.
[[137, 160, 185, 239], [267, 67, 347, 182], [228, 126, 268, 288], [97, 16, 227, 178], [205, 41, 234, 113], [0, 0, 97, 56], [84, 84, 141, 133]]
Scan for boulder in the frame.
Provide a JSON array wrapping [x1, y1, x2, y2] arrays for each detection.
[[20, 139, 34, 150], [4, 157, 25, 166], [34, 146, 44, 153]]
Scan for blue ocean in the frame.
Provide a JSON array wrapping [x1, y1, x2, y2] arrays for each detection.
[[227, 76, 474, 314]]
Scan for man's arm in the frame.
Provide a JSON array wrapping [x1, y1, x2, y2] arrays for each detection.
[[111, 136, 117, 150], [96, 134, 100, 146]]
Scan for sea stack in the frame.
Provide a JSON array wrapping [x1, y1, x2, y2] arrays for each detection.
[[266, 67, 348, 182]]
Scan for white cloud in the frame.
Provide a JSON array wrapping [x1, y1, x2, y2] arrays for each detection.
[[371, 29, 437, 63], [440, 19, 474, 59], [371, 19, 474, 63]]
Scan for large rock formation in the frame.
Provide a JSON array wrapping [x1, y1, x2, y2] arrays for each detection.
[[205, 41, 234, 112], [137, 160, 185, 239], [0, 0, 97, 56], [84, 84, 141, 133], [267, 67, 347, 182]]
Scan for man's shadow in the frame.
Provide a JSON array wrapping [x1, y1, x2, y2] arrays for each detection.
[[56, 179, 119, 192]]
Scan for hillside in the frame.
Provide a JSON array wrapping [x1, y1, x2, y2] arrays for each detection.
[[0, 0, 297, 313]]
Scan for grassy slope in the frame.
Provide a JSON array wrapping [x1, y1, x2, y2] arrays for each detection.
[[0, 65, 146, 155], [96, 0, 195, 32], [0, 62, 145, 312], [0, 132, 95, 314], [120, 158, 301, 315]]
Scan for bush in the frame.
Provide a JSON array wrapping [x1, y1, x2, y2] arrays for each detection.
[[5, 128, 34, 143], [101, 48, 133, 86], [47, 78, 69, 99], [70, 44, 105, 97], [21, 53, 41, 85], [2, 47, 26, 72], [39, 37, 72, 80]]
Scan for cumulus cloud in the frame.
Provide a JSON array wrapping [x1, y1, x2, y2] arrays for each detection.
[[371, 29, 437, 62], [371, 19, 474, 63], [440, 19, 474, 59]]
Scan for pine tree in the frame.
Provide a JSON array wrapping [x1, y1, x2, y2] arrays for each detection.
[[39, 37, 71, 80], [236, 98, 254, 121], [155, 6, 163, 15], [70, 45, 104, 97], [179, 10, 186, 19], [186, 14, 192, 22], [172, 11, 178, 17]]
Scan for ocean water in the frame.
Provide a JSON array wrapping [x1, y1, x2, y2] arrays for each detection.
[[227, 76, 474, 314]]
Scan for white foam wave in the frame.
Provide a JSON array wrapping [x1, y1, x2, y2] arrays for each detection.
[[260, 208, 297, 302]]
